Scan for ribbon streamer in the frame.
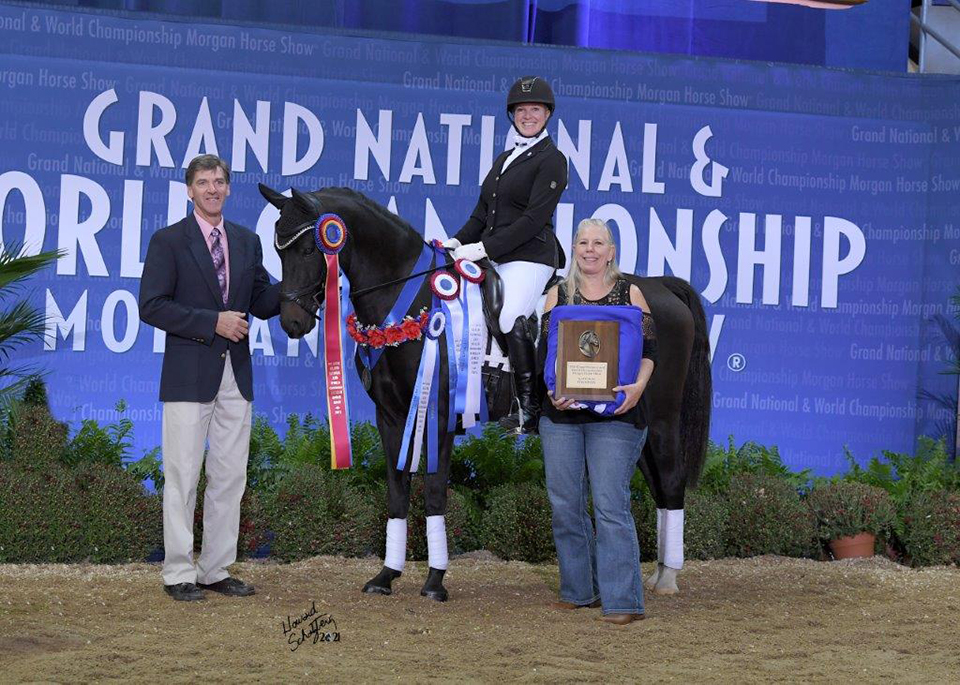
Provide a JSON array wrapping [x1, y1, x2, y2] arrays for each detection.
[[397, 308, 445, 473], [322, 251, 352, 469], [462, 278, 486, 428]]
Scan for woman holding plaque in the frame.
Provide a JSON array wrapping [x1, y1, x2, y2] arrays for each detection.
[[538, 218, 658, 625], [442, 76, 568, 434]]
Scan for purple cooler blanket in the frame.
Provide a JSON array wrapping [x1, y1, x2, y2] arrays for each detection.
[[544, 304, 645, 417]]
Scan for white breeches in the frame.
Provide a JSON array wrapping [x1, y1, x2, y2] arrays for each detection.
[[493, 260, 555, 332]]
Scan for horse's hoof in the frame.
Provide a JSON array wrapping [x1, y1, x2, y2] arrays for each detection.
[[420, 567, 448, 602], [644, 564, 663, 590], [420, 588, 448, 602], [362, 566, 401, 596], [653, 566, 680, 595]]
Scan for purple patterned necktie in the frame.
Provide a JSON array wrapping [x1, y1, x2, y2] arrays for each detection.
[[210, 227, 228, 305]]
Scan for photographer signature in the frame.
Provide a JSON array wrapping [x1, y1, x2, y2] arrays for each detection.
[[281, 601, 339, 651]]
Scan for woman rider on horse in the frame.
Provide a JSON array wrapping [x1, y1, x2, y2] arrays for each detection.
[[443, 76, 568, 433]]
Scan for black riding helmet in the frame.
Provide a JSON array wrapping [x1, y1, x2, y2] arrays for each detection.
[[506, 76, 555, 117]]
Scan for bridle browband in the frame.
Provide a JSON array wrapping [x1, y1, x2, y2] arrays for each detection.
[[274, 220, 317, 252]]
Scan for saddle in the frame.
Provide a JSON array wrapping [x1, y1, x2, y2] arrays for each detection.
[[477, 259, 562, 342], [477, 261, 563, 424]]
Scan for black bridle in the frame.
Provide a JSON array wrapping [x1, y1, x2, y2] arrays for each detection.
[[274, 219, 325, 321], [275, 218, 458, 319]]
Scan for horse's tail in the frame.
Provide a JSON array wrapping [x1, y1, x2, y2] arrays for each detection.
[[661, 276, 712, 489]]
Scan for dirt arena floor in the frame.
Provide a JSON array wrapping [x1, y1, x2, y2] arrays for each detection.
[[1, 554, 958, 683]]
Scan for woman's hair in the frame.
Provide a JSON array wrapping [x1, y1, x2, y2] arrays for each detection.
[[565, 217, 624, 293]]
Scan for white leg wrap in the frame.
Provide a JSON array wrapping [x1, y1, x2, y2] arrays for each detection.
[[385, 517, 407, 572], [663, 508, 684, 570], [656, 508, 666, 564], [426, 515, 449, 570]]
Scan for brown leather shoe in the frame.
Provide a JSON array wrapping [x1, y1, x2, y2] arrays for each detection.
[[551, 599, 601, 610], [596, 613, 645, 625]]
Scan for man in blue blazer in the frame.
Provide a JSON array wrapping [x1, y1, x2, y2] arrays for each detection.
[[140, 154, 280, 602]]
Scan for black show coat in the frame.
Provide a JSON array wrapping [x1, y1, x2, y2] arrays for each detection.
[[454, 136, 568, 269]]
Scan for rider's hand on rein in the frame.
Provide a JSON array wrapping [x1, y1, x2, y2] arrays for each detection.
[[453, 242, 487, 262]]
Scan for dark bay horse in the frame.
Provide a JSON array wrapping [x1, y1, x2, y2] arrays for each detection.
[[259, 184, 711, 598]]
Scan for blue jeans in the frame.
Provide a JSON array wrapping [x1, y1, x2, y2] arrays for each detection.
[[539, 416, 647, 615]]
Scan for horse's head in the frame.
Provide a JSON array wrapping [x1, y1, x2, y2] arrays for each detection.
[[259, 183, 327, 339]]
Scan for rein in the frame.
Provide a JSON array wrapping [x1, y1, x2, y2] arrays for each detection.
[[277, 217, 458, 312], [350, 257, 456, 298]]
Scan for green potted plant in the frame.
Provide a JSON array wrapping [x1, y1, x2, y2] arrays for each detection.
[[807, 482, 897, 559]]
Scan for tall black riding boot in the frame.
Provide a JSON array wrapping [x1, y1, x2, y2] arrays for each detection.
[[500, 315, 540, 434]]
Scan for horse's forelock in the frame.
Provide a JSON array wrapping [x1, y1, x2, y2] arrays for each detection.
[[274, 192, 317, 242]]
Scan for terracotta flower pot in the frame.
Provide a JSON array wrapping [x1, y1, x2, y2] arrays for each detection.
[[829, 531, 875, 560]]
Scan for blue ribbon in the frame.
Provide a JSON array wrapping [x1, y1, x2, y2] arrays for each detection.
[[455, 295, 470, 416], [397, 290, 446, 474], [427, 345, 440, 474], [356, 242, 435, 371], [396, 336, 430, 473], [442, 299, 459, 433]]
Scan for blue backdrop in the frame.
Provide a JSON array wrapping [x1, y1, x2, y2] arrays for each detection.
[[1, 4, 958, 475], [13, 0, 910, 72]]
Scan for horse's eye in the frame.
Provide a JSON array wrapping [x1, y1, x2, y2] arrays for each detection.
[[303, 243, 315, 256]]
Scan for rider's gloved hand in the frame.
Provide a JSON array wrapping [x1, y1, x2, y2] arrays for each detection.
[[453, 242, 487, 262], [441, 237, 461, 252]]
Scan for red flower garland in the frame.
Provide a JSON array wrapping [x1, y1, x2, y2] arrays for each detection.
[[347, 308, 430, 348]]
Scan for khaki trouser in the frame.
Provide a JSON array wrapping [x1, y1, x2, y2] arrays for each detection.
[[161, 353, 252, 586]]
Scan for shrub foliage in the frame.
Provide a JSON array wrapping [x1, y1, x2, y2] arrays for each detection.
[[482, 482, 555, 562], [724, 473, 817, 558], [807, 482, 897, 541], [0, 462, 161, 563], [898, 490, 960, 567], [3, 379, 958, 569]]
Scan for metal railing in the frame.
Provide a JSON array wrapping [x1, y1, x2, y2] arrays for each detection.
[[912, 0, 960, 72]]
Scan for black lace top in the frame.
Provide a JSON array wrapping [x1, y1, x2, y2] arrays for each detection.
[[538, 278, 657, 430]]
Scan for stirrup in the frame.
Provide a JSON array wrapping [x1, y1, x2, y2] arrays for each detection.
[[498, 401, 537, 435]]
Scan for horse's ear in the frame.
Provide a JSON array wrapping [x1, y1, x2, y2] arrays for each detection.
[[258, 183, 288, 209], [291, 188, 324, 217]]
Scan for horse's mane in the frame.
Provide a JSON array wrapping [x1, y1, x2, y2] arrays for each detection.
[[317, 187, 424, 244]]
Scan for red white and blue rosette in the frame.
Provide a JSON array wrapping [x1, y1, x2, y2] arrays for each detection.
[[314, 213, 347, 255], [454, 258, 484, 284], [430, 270, 460, 300]]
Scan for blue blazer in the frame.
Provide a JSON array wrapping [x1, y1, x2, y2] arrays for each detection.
[[139, 214, 281, 402]]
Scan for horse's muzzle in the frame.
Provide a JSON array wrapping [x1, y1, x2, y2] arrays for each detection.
[[280, 288, 324, 321]]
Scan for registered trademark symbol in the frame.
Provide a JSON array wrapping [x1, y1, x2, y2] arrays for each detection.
[[727, 353, 746, 372]]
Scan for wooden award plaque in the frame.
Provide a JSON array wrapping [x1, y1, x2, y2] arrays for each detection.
[[556, 319, 619, 401]]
